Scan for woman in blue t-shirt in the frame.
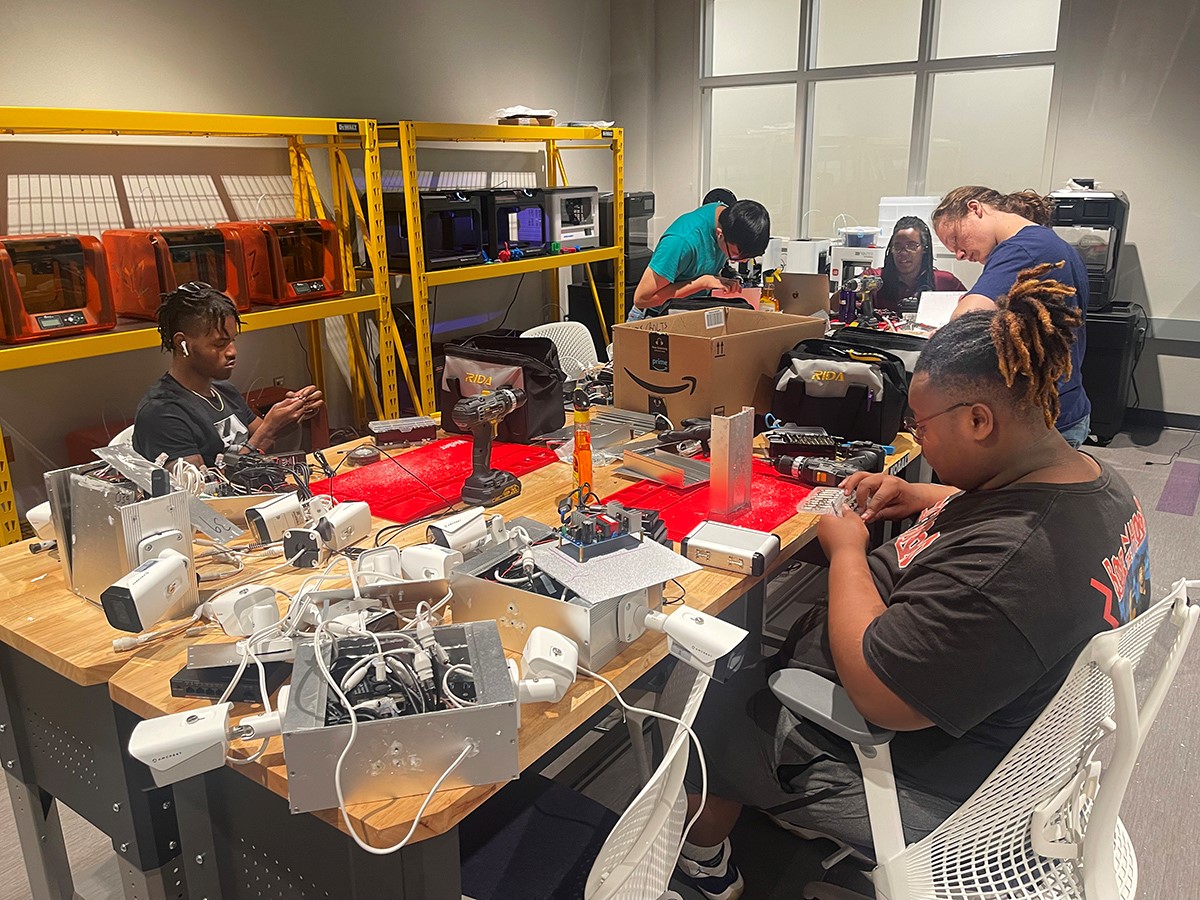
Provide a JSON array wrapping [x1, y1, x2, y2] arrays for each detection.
[[931, 186, 1091, 446]]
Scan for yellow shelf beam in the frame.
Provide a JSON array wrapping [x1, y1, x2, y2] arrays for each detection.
[[0, 294, 387, 374], [382, 122, 616, 144], [0, 107, 372, 139], [426, 248, 621, 287]]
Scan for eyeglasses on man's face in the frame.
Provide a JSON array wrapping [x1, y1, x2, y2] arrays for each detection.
[[892, 242, 923, 254], [903, 401, 976, 441]]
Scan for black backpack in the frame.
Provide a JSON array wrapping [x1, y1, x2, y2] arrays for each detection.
[[772, 338, 909, 444], [440, 335, 566, 442]]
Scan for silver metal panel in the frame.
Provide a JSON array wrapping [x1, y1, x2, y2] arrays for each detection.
[[530, 538, 699, 606], [44, 462, 108, 590], [710, 406, 754, 516], [454, 517, 555, 579], [92, 445, 242, 542], [68, 480, 198, 608], [450, 574, 664, 670], [281, 620, 518, 814]]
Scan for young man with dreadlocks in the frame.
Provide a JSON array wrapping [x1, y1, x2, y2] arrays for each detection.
[[675, 265, 1150, 900], [846, 215, 966, 312], [133, 282, 324, 466], [931, 185, 1091, 445]]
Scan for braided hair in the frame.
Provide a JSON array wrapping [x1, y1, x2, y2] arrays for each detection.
[[156, 283, 241, 352], [879, 215, 935, 307], [915, 262, 1081, 428]]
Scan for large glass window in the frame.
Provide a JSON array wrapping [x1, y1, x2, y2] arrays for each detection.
[[701, 0, 1061, 240], [935, 0, 1060, 59], [710, 0, 800, 76], [710, 84, 797, 231], [813, 0, 922, 69], [808, 76, 915, 238], [925, 67, 1055, 194]]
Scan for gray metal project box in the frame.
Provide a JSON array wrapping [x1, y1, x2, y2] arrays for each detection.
[[282, 620, 518, 814]]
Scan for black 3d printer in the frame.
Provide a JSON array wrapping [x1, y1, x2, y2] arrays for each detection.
[[1051, 180, 1144, 445]]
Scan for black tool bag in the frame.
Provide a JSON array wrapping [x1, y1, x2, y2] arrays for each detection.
[[440, 335, 566, 442], [771, 338, 908, 444], [827, 327, 930, 381], [645, 294, 755, 317]]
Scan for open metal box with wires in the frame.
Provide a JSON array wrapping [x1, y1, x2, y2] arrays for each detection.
[[281, 619, 517, 814]]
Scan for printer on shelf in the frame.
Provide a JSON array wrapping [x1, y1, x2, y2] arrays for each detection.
[[1049, 179, 1129, 311]]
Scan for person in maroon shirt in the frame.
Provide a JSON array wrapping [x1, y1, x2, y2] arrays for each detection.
[[851, 216, 967, 313]]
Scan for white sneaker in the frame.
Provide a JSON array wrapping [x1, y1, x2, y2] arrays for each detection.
[[676, 837, 745, 900]]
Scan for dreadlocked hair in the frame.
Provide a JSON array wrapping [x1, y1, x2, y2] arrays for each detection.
[[991, 262, 1082, 427], [156, 283, 241, 352], [915, 262, 1080, 427]]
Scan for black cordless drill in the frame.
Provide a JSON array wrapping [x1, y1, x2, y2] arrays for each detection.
[[451, 388, 527, 507], [772, 441, 888, 487]]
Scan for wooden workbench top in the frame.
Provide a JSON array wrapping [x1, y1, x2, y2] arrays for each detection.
[[7, 429, 916, 846]]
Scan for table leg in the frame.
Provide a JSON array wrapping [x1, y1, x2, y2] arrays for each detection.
[[175, 762, 462, 899], [0, 646, 183, 900], [3, 772, 74, 900]]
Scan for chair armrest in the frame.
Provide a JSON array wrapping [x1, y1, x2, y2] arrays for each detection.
[[769, 668, 895, 746]]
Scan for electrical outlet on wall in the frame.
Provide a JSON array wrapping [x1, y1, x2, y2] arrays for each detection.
[[272, 376, 285, 387]]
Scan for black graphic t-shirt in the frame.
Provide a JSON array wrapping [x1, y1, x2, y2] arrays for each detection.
[[133, 374, 255, 466], [791, 458, 1149, 804]]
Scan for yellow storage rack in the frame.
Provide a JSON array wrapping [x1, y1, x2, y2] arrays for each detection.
[[377, 122, 625, 415], [0, 106, 411, 546]]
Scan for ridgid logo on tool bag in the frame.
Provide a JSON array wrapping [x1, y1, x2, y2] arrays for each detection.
[[465, 373, 493, 386], [811, 370, 845, 382]]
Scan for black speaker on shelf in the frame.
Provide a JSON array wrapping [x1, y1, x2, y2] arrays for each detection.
[[566, 282, 634, 358], [1081, 302, 1146, 444]]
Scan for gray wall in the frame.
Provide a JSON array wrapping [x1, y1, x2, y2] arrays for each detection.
[[1, 0, 611, 510], [618, 0, 1200, 417]]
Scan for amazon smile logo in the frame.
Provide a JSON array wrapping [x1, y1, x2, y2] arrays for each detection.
[[622, 370, 698, 395]]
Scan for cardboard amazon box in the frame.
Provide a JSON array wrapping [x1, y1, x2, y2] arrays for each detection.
[[612, 308, 825, 422]]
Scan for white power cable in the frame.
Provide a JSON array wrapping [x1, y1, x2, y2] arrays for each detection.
[[578, 665, 709, 857]]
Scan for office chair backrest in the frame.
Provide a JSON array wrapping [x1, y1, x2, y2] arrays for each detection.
[[585, 663, 709, 900], [522, 321, 600, 380], [884, 580, 1197, 900]]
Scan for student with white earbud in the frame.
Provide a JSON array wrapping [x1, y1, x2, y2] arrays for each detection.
[[133, 282, 324, 467]]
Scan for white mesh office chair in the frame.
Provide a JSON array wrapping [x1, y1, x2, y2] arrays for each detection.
[[461, 663, 708, 900], [522, 321, 600, 380], [585, 663, 709, 900], [770, 578, 1198, 899]]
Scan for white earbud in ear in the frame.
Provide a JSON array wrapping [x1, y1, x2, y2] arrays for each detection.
[[180, 340, 190, 357]]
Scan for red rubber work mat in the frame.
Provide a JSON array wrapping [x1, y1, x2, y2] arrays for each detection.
[[309, 437, 559, 523], [602, 458, 816, 542]]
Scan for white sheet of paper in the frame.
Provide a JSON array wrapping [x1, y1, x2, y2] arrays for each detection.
[[916, 291, 963, 330]]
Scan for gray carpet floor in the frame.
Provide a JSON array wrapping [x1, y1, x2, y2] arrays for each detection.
[[1, 425, 1196, 899]]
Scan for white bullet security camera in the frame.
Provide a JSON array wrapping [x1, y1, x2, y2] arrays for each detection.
[[619, 602, 749, 682], [316, 501, 372, 552], [511, 626, 580, 704], [400, 543, 464, 581], [426, 507, 490, 554], [101, 549, 194, 633], [204, 583, 281, 637], [651, 607, 749, 682], [245, 493, 310, 544]]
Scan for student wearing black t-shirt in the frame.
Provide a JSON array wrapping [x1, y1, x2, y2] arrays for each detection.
[[133, 283, 324, 467], [675, 264, 1150, 900]]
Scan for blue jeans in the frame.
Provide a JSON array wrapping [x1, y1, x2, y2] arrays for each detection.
[[1058, 415, 1091, 448]]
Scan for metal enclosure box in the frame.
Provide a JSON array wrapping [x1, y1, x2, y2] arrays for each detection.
[[282, 620, 518, 814], [44, 464, 197, 611], [450, 537, 699, 669]]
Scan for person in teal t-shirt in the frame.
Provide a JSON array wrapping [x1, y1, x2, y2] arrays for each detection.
[[629, 199, 770, 320]]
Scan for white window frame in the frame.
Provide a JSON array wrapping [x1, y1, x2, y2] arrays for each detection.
[[700, 0, 1069, 237]]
